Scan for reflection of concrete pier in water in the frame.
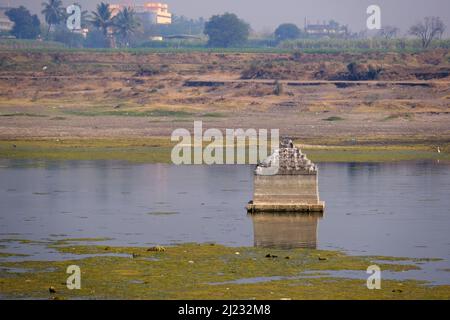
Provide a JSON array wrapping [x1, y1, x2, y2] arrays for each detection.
[[251, 213, 323, 249]]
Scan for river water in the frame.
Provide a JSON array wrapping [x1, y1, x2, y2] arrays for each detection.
[[1, 159, 449, 283]]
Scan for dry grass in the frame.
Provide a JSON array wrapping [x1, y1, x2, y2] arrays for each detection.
[[0, 49, 449, 148]]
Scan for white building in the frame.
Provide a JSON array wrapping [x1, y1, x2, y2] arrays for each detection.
[[110, 2, 172, 25], [0, 7, 14, 32], [304, 20, 348, 38]]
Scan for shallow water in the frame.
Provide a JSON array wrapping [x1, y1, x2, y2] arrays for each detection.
[[0, 159, 449, 282]]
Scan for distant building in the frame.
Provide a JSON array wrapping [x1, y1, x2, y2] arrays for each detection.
[[304, 19, 348, 37], [0, 7, 14, 32], [73, 28, 90, 38], [110, 2, 172, 25]]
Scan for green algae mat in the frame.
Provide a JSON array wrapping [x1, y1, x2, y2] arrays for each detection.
[[0, 240, 449, 300]]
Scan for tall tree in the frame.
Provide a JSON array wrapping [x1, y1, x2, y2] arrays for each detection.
[[91, 2, 112, 37], [409, 17, 446, 48], [274, 23, 301, 41], [204, 13, 250, 47], [73, 2, 92, 29], [5, 6, 41, 39], [41, 0, 65, 38], [112, 7, 141, 47]]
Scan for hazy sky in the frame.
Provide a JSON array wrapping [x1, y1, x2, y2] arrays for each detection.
[[1, 0, 450, 34]]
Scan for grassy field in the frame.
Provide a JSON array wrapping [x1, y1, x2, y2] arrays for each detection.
[[0, 139, 448, 163], [2, 38, 450, 54], [0, 46, 430, 54]]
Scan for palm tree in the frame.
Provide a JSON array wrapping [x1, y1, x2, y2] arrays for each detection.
[[91, 2, 112, 37], [81, 10, 92, 29], [73, 3, 91, 29], [112, 7, 141, 47], [41, 0, 65, 38]]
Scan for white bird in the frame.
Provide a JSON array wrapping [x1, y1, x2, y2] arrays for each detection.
[[437, 147, 441, 154], [42, 66, 48, 71]]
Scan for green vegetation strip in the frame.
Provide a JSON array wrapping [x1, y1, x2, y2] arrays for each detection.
[[0, 113, 48, 118], [0, 139, 449, 163], [63, 109, 194, 118], [0, 240, 449, 299], [0, 45, 432, 54]]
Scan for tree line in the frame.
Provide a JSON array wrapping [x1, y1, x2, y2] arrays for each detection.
[[2, 1, 447, 49], [274, 18, 446, 49]]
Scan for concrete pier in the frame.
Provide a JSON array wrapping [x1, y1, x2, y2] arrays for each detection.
[[247, 138, 325, 213]]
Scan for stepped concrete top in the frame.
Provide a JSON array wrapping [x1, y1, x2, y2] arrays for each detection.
[[255, 138, 318, 176]]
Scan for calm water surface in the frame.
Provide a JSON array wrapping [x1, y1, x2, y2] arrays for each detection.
[[1, 160, 449, 283]]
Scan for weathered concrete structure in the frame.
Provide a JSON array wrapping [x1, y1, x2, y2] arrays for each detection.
[[247, 138, 325, 213]]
